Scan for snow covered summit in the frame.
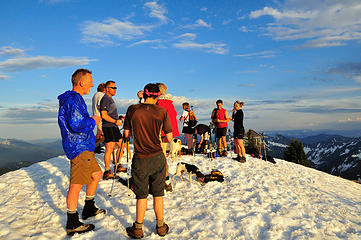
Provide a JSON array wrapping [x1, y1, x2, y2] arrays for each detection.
[[0, 148, 360, 239]]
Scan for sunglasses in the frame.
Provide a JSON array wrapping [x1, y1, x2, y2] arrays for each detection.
[[108, 87, 117, 89]]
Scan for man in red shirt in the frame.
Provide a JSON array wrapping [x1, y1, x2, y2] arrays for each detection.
[[211, 99, 230, 156]]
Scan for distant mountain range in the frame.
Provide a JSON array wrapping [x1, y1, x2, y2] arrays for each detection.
[[0, 138, 64, 175], [265, 134, 361, 181]]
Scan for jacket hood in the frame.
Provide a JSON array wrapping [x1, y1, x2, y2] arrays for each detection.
[[58, 91, 78, 105], [158, 93, 173, 101]]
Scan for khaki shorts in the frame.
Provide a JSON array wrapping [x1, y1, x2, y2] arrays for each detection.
[[70, 151, 102, 185]]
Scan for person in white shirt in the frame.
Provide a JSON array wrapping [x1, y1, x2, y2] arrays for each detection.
[[92, 83, 106, 137]]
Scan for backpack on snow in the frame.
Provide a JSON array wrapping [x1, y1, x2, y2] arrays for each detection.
[[203, 169, 224, 183]]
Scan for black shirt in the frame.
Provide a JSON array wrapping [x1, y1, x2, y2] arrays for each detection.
[[233, 109, 244, 131], [195, 124, 211, 135], [100, 94, 119, 128]]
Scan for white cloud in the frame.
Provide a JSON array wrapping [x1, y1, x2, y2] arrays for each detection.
[[249, 0, 361, 48], [0, 74, 9, 80], [234, 50, 278, 58], [128, 39, 164, 48], [175, 33, 197, 41], [144, 1, 168, 23], [183, 19, 212, 29], [173, 41, 228, 55], [81, 18, 153, 44], [0, 56, 94, 72], [200, 7, 207, 12], [239, 26, 251, 32], [0, 46, 25, 57]]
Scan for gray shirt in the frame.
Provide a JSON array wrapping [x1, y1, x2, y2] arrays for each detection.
[[100, 94, 118, 128]]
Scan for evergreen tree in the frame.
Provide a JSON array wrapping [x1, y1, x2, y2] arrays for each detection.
[[284, 139, 310, 167]]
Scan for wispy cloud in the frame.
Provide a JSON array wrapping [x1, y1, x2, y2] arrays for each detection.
[[173, 41, 228, 55], [290, 106, 361, 114], [326, 62, 361, 84], [234, 50, 278, 58], [128, 39, 164, 48], [81, 18, 153, 44], [175, 33, 197, 41], [0, 74, 9, 80], [239, 26, 251, 32], [338, 117, 361, 123], [183, 19, 212, 29], [249, 0, 361, 48], [0, 46, 25, 57], [0, 56, 94, 72], [144, 1, 168, 23], [200, 7, 207, 12]]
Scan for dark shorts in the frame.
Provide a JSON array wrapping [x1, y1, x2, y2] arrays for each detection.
[[215, 127, 227, 138], [234, 128, 245, 139], [131, 152, 166, 199], [182, 126, 195, 134], [103, 126, 122, 143], [70, 151, 102, 185]]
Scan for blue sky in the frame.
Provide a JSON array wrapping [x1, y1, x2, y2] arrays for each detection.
[[1, 0, 361, 140]]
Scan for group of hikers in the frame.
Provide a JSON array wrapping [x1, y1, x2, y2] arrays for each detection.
[[57, 68, 246, 238]]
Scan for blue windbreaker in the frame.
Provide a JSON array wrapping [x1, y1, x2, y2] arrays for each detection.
[[58, 90, 96, 160]]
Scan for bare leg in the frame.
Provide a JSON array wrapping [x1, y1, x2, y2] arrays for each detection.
[[153, 196, 164, 221], [221, 136, 227, 150], [239, 139, 246, 157], [185, 133, 193, 149], [104, 142, 115, 169], [234, 139, 239, 155], [67, 184, 83, 211], [86, 170, 103, 196], [136, 199, 147, 223]]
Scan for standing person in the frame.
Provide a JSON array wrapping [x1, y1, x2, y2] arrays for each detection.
[[156, 83, 179, 192], [179, 102, 195, 154], [124, 83, 172, 238], [92, 83, 106, 142], [211, 99, 230, 157], [100, 80, 127, 180], [232, 101, 246, 162], [194, 123, 211, 153], [58, 69, 106, 236]]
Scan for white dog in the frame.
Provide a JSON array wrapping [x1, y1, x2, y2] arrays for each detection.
[[167, 138, 182, 160]]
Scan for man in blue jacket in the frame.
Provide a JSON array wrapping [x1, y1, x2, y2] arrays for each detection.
[[58, 69, 106, 236]]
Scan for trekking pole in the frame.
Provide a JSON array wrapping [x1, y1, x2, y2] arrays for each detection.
[[228, 129, 232, 158], [108, 140, 125, 197]]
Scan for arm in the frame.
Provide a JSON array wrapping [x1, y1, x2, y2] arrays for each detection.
[[124, 129, 131, 138], [66, 100, 96, 133], [101, 110, 122, 126]]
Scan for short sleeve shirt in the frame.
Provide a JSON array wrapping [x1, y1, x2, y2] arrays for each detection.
[[124, 103, 172, 159], [182, 110, 190, 127], [100, 94, 118, 128], [92, 92, 104, 116]]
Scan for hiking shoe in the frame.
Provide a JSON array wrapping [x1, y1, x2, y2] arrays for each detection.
[[115, 165, 127, 173], [102, 170, 114, 180], [82, 199, 106, 220], [165, 182, 173, 192], [222, 150, 228, 157], [156, 223, 169, 237], [126, 222, 144, 239], [66, 212, 95, 236], [232, 155, 241, 161], [240, 156, 246, 162]]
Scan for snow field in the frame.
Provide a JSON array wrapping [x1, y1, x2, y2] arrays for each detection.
[[0, 146, 360, 239]]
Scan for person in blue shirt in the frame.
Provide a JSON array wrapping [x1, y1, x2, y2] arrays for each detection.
[[58, 69, 106, 236]]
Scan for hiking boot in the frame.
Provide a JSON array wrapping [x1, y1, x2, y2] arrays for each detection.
[[115, 165, 127, 173], [66, 212, 95, 236], [165, 181, 173, 192], [222, 150, 228, 157], [232, 155, 241, 161], [240, 156, 246, 162], [102, 169, 114, 180], [156, 223, 169, 237], [126, 222, 144, 239], [82, 199, 106, 220]]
